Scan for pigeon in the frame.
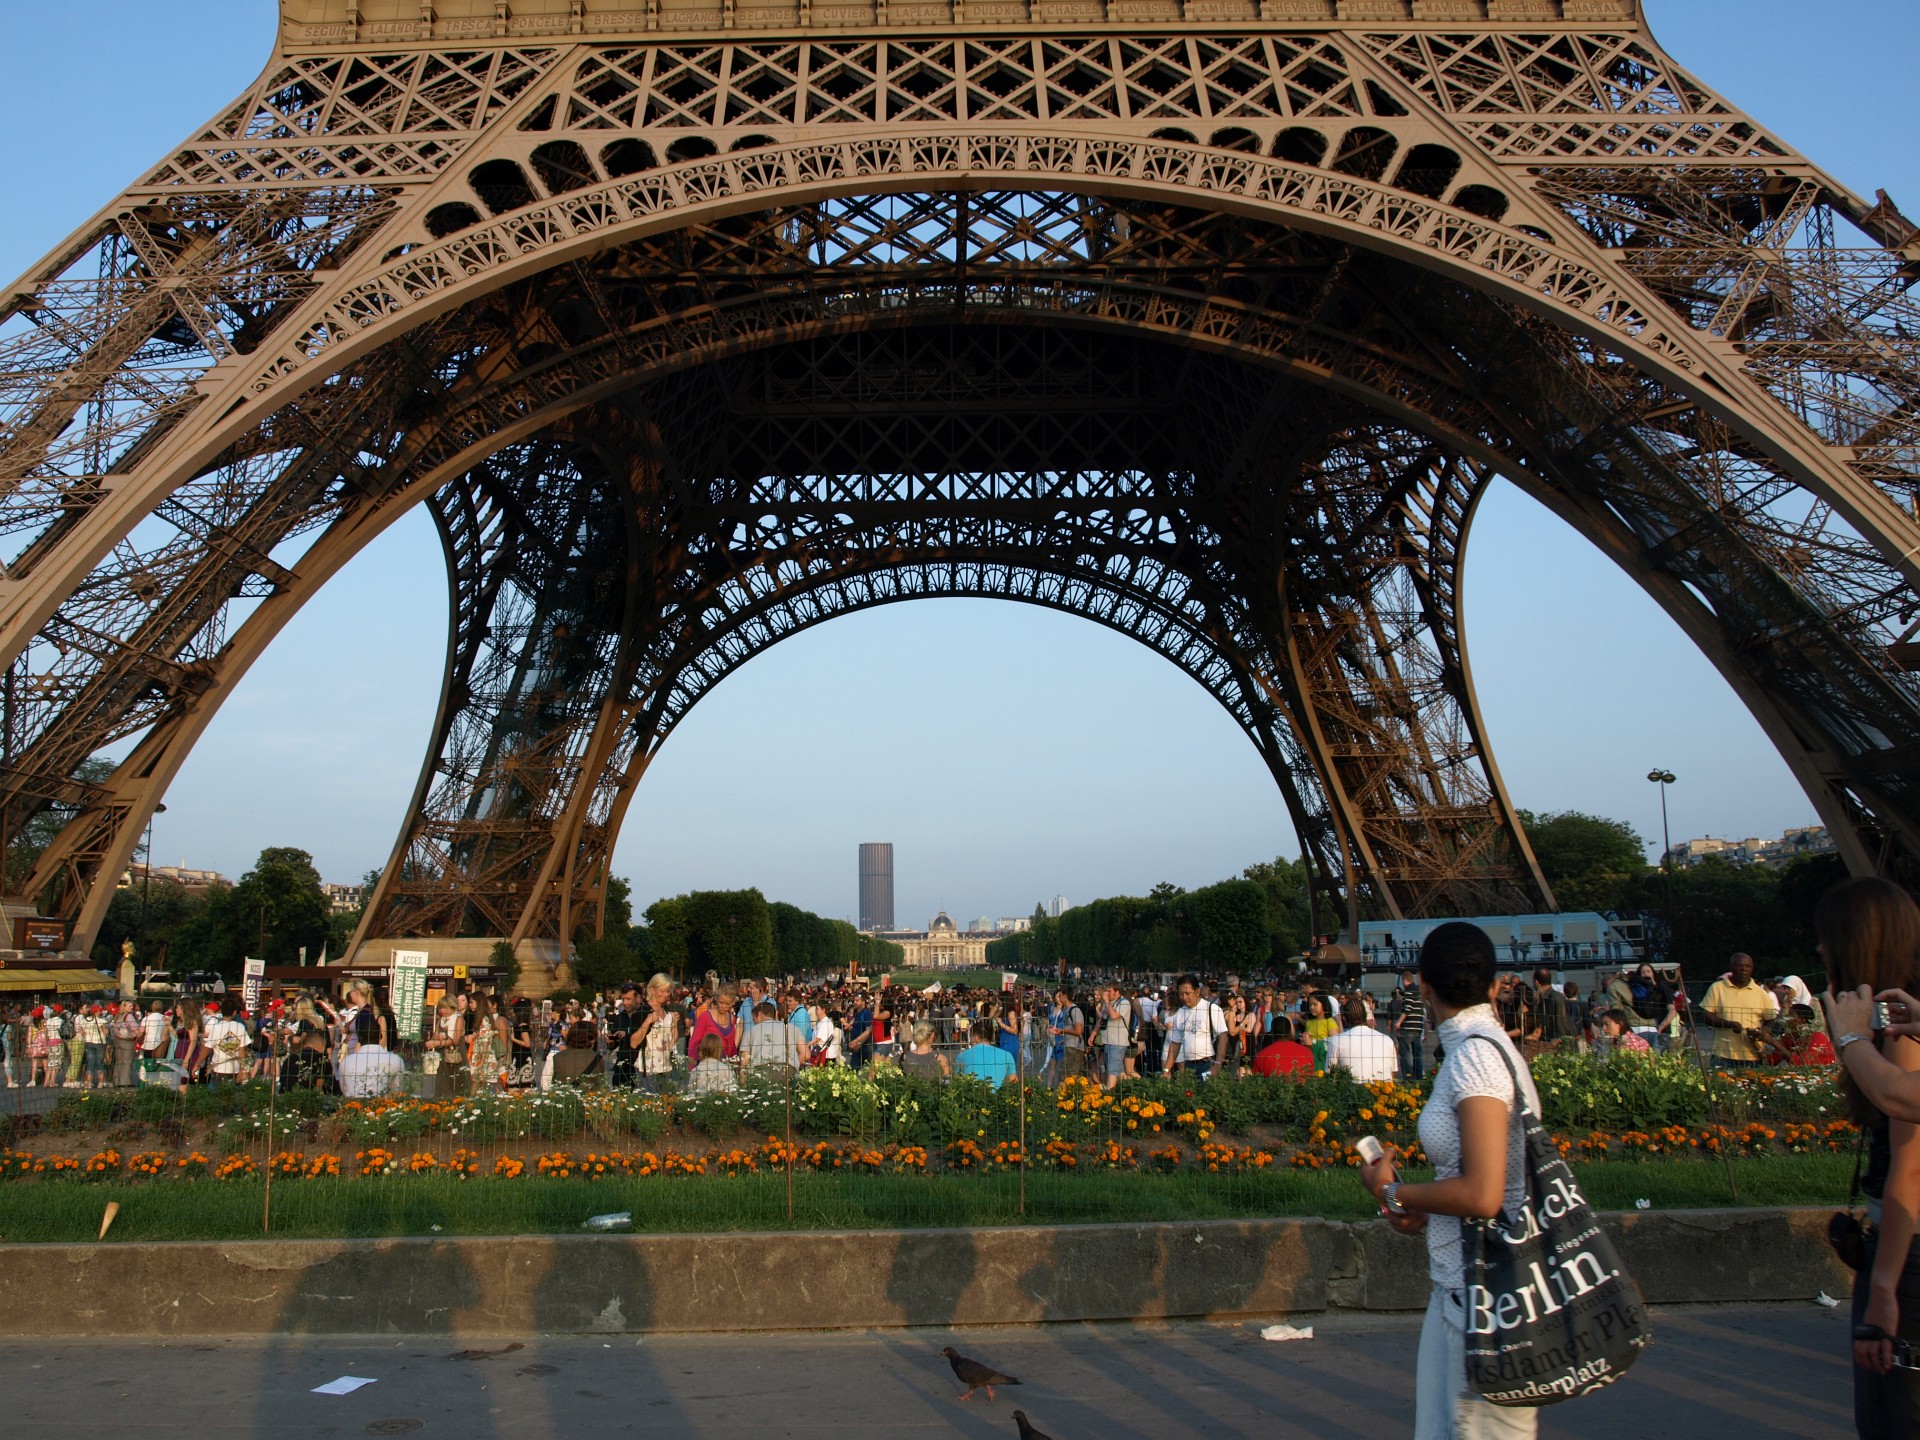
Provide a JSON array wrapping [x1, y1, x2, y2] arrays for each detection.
[[1012, 1410, 1056, 1440], [942, 1345, 1021, 1401]]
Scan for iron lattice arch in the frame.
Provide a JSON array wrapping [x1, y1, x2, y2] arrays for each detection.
[[1, 5, 1917, 974]]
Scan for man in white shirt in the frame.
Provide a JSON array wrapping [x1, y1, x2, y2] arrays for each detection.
[[1323, 997, 1398, 1083], [202, 1004, 251, 1086], [338, 1010, 407, 1097], [138, 1001, 169, 1058], [1161, 975, 1227, 1081], [742, 1001, 809, 1071]]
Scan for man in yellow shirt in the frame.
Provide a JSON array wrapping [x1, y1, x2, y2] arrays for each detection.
[[1700, 952, 1779, 1065]]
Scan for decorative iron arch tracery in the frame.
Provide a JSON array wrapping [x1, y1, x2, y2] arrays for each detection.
[[0, 7, 1916, 973]]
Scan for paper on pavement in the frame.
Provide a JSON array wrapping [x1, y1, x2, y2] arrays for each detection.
[[312, 1377, 378, 1395]]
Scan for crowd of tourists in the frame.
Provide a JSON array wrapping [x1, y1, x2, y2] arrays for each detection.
[[0, 948, 1829, 1100], [3, 877, 1917, 1436]]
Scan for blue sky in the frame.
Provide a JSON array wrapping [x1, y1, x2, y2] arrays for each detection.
[[0, 2, 1914, 929]]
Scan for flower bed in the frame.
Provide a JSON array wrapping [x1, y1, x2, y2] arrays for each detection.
[[2, 1052, 1850, 1196], [0, 1112, 1861, 1189]]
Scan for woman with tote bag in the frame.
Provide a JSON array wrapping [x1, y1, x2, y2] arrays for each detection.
[[1358, 920, 1539, 1439], [1360, 921, 1647, 1437]]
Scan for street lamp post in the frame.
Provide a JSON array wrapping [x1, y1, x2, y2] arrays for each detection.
[[1646, 767, 1732, 1201], [139, 802, 168, 957], [1647, 770, 1677, 874], [1647, 769, 1677, 962]]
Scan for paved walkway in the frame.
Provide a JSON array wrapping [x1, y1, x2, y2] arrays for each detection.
[[0, 1304, 1852, 1438]]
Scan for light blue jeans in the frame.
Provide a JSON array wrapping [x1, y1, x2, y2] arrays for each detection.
[[1416, 1287, 1539, 1440]]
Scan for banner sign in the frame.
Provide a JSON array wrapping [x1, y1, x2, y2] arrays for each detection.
[[15, 917, 65, 950], [390, 949, 430, 1042], [241, 957, 265, 1014], [1002, 972, 1018, 992]]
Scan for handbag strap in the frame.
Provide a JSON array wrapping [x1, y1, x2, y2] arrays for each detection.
[[1456, 1033, 1538, 1123]]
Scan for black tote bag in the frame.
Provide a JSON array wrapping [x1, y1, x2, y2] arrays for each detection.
[[1458, 1037, 1653, 1407]]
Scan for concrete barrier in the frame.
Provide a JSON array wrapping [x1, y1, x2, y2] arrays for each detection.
[[0, 1208, 1849, 1336]]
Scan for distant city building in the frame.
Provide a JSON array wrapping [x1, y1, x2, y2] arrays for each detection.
[[118, 863, 230, 892], [894, 911, 991, 970], [969, 916, 994, 935], [995, 916, 1032, 934], [1048, 894, 1068, 918], [858, 842, 894, 932], [1664, 825, 1834, 870], [323, 882, 365, 913]]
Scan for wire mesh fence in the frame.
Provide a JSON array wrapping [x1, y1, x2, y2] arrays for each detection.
[[0, 1015, 1861, 1245]]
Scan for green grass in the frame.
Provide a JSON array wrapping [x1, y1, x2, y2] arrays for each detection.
[[0, 1155, 1850, 1244], [1577, 1152, 1850, 1211]]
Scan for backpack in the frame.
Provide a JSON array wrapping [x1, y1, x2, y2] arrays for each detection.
[[57, 1012, 75, 1040]]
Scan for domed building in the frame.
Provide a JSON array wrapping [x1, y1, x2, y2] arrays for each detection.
[[895, 910, 989, 971]]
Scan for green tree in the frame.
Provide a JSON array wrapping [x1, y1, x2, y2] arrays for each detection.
[[1189, 878, 1270, 974], [984, 930, 1025, 971], [602, 873, 634, 934], [570, 873, 647, 993], [1774, 850, 1848, 979], [684, 889, 774, 977], [641, 889, 774, 979], [770, 900, 824, 973], [170, 846, 331, 980], [1242, 855, 1312, 961], [488, 939, 522, 995], [645, 896, 690, 977], [91, 877, 207, 970], [855, 929, 903, 975], [1622, 857, 1798, 982], [1518, 809, 1648, 911], [571, 934, 639, 992]]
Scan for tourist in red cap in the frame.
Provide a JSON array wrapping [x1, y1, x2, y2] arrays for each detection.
[[26, 1006, 53, 1088]]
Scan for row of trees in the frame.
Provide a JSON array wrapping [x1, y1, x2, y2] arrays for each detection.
[[67, 810, 1846, 989], [572, 881, 905, 991], [1520, 809, 1844, 981], [981, 813, 1850, 983], [90, 846, 352, 976], [984, 857, 1322, 977], [89, 851, 907, 994]]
